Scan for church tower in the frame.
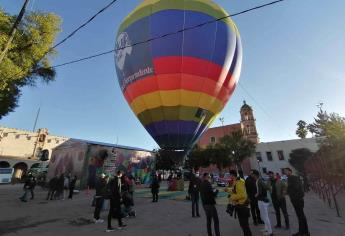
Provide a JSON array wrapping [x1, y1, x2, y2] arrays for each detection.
[[240, 101, 259, 144]]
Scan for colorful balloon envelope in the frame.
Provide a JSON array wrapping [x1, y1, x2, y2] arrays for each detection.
[[115, 0, 242, 151]]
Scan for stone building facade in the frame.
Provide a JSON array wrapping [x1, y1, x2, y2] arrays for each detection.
[[0, 126, 68, 179]]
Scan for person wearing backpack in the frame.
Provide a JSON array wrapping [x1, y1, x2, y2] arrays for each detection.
[[188, 173, 201, 217]]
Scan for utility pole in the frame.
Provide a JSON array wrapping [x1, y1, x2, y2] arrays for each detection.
[[0, 0, 30, 65], [32, 107, 40, 132]]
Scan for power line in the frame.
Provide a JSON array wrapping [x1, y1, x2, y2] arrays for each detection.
[[2, 0, 120, 83], [52, 0, 120, 49], [51, 0, 287, 69], [237, 82, 271, 118], [4, 0, 287, 80]]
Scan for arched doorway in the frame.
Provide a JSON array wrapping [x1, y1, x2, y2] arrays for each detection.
[[13, 162, 28, 180], [0, 161, 10, 168]]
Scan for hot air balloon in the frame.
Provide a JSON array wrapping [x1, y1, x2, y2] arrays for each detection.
[[115, 0, 242, 151]]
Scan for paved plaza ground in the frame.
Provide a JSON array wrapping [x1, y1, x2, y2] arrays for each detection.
[[0, 182, 345, 236]]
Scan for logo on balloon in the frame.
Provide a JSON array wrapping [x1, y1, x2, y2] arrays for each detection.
[[115, 32, 132, 71]]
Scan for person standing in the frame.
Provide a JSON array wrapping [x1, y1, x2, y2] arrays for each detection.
[[268, 171, 289, 229], [46, 175, 58, 200], [200, 173, 220, 236], [106, 171, 126, 232], [150, 175, 160, 202], [226, 170, 252, 236], [56, 173, 65, 200], [252, 170, 273, 236], [245, 170, 263, 225], [285, 168, 309, 236], [68, 175, 77, 199], [188, 173, 201, 217], [94, 174, 108, 223], [19, 173, 36, 202]]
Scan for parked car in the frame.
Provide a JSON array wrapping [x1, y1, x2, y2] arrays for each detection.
[[217, 173, 231, 187]]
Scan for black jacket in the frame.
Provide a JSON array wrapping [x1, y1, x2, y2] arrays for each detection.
[[151, 177, 160, 192], [188, 176, 201, 195], [245, 176, 257, 200], [107, 176, 122, 201], [200, 180, 217, 205], [287, 175, 304, 200], [95, 177, 107, 197]]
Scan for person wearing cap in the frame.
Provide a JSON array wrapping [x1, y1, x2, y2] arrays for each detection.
[[285, 168, 309, 236], [252, 170, 273, 236], [225, 170, 252, 236], [93, 173, 108, 223], [200, 172, 220, 236], [268, 171, 289, 229]]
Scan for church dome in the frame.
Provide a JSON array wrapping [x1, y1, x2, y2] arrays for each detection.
[[240, 100, 252, 111]]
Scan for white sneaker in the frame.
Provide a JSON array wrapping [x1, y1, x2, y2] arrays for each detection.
[[260, 228, 268, 232], [96, 219, 104, 224], [92, 218, 97, 223]]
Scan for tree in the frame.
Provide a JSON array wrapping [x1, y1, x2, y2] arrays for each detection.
[[296, 120, 308, 138], [0, 8, 61, 118], [186, 145, 210, 171], [155, 149, 184, 171], [289, 148, 313, 175], [218, 130, 256, 171], [308, 109, 330, 137]]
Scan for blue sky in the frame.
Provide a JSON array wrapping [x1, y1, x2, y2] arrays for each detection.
[[1, 0, 345, 150]]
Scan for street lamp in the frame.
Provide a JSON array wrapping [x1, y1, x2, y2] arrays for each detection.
[[257, 159, 262, 176], [219, 117, 225, 135]]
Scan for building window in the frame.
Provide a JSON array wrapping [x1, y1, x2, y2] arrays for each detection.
[[15, 134, 20, 139], [262, 167, 267, 174], [210, 137, 216, 144], [3, 133, 8, 137], [277, 150, 285, 160], [244, 112, 249, 120], [256, 152, 262, 162], [39, 134, 46, 142], [47, 139, 51, 143], [266, 152, 273, 161], [27, 136, 31, 141]]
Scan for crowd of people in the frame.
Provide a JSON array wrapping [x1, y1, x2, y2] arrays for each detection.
[[18, 167, 309, 235], [92, 171, 136, 232], [188, 168, 309, 236], [46, 173, 77, 200]]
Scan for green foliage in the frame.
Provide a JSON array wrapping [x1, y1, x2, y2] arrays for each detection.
[[307, 109, 329, 137], [289, 148, 313, 175], [218, 130, 256, 171], [296, 120, 308, 139], [186, 145, 210, 171], [186, 131, 256, 172], [155, 149, 185, 171], [0, 8, 61, 118]]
